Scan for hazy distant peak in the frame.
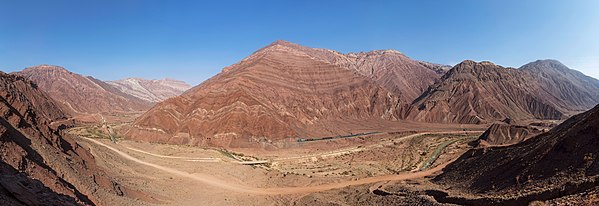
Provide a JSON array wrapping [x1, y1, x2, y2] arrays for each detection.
[[107, 77, 191, 103]]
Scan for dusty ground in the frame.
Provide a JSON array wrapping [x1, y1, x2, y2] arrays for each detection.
[[68, 117, 486, 205]]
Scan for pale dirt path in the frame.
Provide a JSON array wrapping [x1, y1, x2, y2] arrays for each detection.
[[82, 137, 455, 195], [124, 146, 222, 162]]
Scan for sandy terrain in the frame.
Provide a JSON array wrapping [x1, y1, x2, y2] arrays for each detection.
[[72, 124, 483, 205]]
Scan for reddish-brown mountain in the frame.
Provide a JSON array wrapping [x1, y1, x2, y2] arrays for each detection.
[[321, 49, 443, 102], [15, 65, 152, 114], [434, 103, 599, 205], [520, 59, 599, 114], [0, 72, 125, 205], [260, 40, 444, 103], [405, 60, 574, 124], [128, 40, 408, 148]]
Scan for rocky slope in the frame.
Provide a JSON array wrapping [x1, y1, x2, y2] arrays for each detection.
[[405, 60, 578, 124], [15, 65, 152, 114], [433, 103, 599, 205], [475, 123, 543, 147], [107, 78, 191, 103], [0, 71, 125, 205], [405, 60, 599, 124], [129, 40, 407, 148], [327, 50, 443, 103], [520, 59, 599, 114], [259, 40, 443, 103]]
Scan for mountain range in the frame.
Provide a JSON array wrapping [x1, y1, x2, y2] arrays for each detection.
[[128, 40, 599, 147], [3, 40, 599, 205], [14, 65, 190, 115]]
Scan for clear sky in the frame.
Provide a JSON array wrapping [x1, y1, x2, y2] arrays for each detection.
[[1, 0, 598, 85]]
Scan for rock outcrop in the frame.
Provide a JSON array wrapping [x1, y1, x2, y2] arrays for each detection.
[[476, 123, 543, 147]]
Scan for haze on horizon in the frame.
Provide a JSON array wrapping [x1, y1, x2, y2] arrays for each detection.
[[1, 0, 598, 85]]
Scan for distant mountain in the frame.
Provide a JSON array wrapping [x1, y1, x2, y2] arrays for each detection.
[[0, 71, 123, 205], [519, 59, 599, 113], [434, 103, 599, 204], [416, 61, 452, 75], [405, 60, 565, 124], [107, 78, 191, 103], [15, 65, 152, 114], [128, 40, 410, 147]]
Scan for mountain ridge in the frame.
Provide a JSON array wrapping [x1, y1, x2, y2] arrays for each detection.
[[15, 65, 153, 114]]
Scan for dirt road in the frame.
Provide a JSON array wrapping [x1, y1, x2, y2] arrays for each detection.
[[82, 137, 454, 195], [274, 130, 480, 162]]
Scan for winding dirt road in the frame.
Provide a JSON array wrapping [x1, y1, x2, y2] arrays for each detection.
[[82, 137, 454, 195]]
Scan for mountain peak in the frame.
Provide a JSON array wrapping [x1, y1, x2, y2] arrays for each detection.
[[269, 39, 295, 46], [22, 64, 71, 73], [520, 59, 569, 72], [447, 60, 503, 75]]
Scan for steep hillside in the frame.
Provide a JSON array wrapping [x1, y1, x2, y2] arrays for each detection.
[[328, 50, 443, 102], [15, 65, 152, 114], [0, 72, 125, 205], [261, 40, 443, 102], [434, 103, 599, 204], [405, 60, 564, 124], [128, 40, 403, 148], [107, 78, 191, 102], [520, 59, 599, 113]]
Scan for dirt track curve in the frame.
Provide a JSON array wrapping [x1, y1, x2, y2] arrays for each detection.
[[82, 137, 454, 195]]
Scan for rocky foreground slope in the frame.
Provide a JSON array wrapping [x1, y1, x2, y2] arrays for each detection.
[[15, 65, 152, 114], [0, 72, 126, 205], [107, 78, 191, 103], [433, 103, 599, 205]]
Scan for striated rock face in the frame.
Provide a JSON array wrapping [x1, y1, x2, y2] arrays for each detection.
[[435, 103, 599, 198], [405, 60, 568, 124], [326, 50, 443, 103], [107, 78, 191, 103], [0, 72, 123, 205], [520, 59, 599, 113], [476, 123, 543, 147], [260, 40, 443, 103], [15, 65, 152, 114], [129, 40, 406, 148]]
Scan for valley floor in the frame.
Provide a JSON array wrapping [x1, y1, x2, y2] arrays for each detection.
[[72, 125, 484, 205]]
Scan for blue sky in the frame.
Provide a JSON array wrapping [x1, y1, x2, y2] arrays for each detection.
[[1, 0, 598, 85]]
